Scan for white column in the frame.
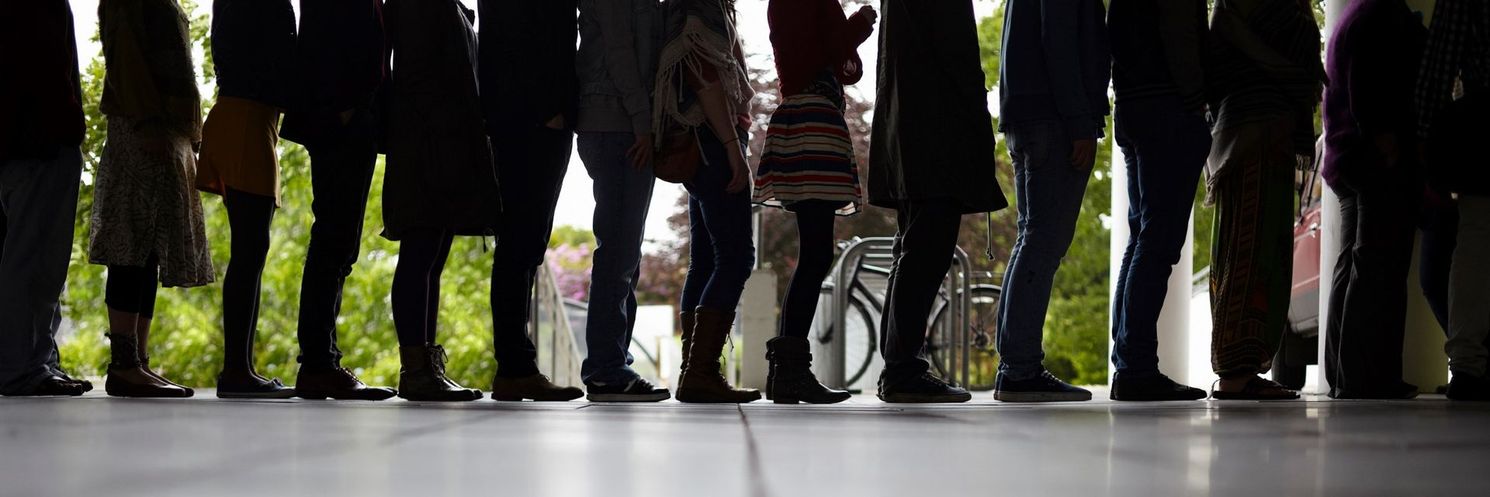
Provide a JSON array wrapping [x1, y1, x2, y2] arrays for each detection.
[[1110, 141, 1194, 384], [737, 268, 777, 389], [1316, 0, 1349, 396]]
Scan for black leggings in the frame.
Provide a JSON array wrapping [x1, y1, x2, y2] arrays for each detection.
[[106, 254, 161, 318], [222, 189, 276, 370], [392, 229, 454, 347], [778, 201, 838, 339]]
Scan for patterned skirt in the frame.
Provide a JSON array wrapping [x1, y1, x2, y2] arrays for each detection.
[[753, 93, 861, 215]]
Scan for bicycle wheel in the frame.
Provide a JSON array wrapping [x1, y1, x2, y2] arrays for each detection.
[[928, 284, 1002, 390]]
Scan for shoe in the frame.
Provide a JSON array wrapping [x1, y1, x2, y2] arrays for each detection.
[[104, 333, 193, 398], [295, 366, 397, 400], [138, 354, 194, 397], [51, 370, 93, 393], [1109, 372, 1205, 401], [1210, 376, 1299, 401], [397, 344, 481, 402], [994, 370, 1091, 402], [585, 376, 670, 402], [490, 373, 584, 402], [766, 336, 850, 404], [1, 375, 88, 397], [1447, 375, 1490, 401], [678, 310, 696, 376], [877, 371, 972, 403], [676, 307, 760, 403], [216, 371, 297, 399]]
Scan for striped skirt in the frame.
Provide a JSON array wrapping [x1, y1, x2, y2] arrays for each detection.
[[753, 94, 861, 215]]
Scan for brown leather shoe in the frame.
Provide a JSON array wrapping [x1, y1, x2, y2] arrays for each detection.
[[678, 310, 696, 375], [295, 366, 397, 400], [398, 345, 481, 402], [676, 307, 760, 403], [490, 374, 584, 402], [104, 334, 193, 398]]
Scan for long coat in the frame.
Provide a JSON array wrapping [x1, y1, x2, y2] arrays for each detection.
[[381, 0, 501, 240], [868, 0, 1007, 214]]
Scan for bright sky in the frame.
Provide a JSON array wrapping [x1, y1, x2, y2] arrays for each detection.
[[69, 0, 999, 249]]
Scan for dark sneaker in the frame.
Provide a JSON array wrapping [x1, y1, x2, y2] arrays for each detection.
[[878, 372, 972, 403], [586, 376, 671, 402], [1447, 375, 1490, 401], [995, 371, 1092, 402], [1110, 372, 1206, 401]]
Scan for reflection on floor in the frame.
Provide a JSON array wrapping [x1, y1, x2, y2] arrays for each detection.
[[2, 390, 1488, 497]]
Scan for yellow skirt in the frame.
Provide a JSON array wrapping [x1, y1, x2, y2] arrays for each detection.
[[196, 96, 282, 205]]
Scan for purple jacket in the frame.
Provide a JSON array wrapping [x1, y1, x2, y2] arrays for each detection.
[[1322, 0, 1425, 186]]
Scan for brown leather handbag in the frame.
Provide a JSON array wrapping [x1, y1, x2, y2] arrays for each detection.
[[654, 124, 701, 184]]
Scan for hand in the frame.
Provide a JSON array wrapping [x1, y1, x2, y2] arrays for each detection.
[[1374, 134, 1400, 169], [725, 140, 750, 194], [859, 5, 878, 24], [545, 113, 566, 130], [627, 132, 654, 170], [1070, 138, 1097, 170]]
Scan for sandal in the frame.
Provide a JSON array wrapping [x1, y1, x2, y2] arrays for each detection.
[[1211, 376, 1300, 401]]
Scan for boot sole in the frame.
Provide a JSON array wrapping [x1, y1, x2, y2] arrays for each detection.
[[218, 390, 298, 400], [586, 392, 671, 402], [676, 394, 762, 404], [994, 391, 1092, 402], [296, 390, 398, 401], [490, 393, 585, 402], [1108, 392, 1208, 402], [768, 394, 852, 405], [877, 392, 972, 403], [105, 390, 194, 398], [399, 392, 483, 402]]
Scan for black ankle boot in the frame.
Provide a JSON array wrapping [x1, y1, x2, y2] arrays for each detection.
[[766, 336, 850, 404], [397, 344, 481, 402]]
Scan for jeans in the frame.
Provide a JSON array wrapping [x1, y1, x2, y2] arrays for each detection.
[[296, 121, 379, 369], [0, 147, 82, 394], [879, 200, 962, 381], [680, 129, 756, 313], [1448, 195, 1490, 378], [1110, 97, 1211, 376], [996, 121, 1091, 381], [576, 132, 656, 385], [1324, 171, 1419, 392], [490, 125, 572, 378]]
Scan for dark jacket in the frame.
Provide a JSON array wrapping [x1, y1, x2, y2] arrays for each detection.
[[997, 0, 1111, 138], [1206, 0, 1324, 154], [576, 0, 661, 134], [1322, 0, 1425, 187], [868, 0, 1007, 214], [280, 0, 388, 147], [211, 0, 296, 109], [1109, 0, 1208, 114], [0, 0, 83, 163], [382, 0, 500, 240], [479, 0, 578, 133]]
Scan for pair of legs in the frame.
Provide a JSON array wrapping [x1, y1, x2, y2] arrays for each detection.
[[104, 254, 192, 397], [1323, 169, 1419, 398], [877, 200, 964, 400], [766, 200, 853, 404], [218, 188, 280, 391], [392, 229, 455, 348], [1109, 97, 1211, 400], [1447, 195, 1490, 384], [577, 132, 656, 387], [0, 147, 86, 396]]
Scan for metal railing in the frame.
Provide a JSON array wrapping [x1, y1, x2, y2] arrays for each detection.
[[528, 263, 585, 387]]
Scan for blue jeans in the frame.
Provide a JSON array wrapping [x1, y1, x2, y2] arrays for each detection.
[[0, 147, 82, 394], [577, 132, 657, 385], [1110, 97, 1211, 376], [680, 129, 756, 313], [996, 121, 1092, 381]]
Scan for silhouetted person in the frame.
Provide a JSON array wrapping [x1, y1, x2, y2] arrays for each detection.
[[1204, 0, 1323, 401], [92, 0, 215, 398], [1417, 0, 1490, 401], [0, 0, 92, 397], [382, 0, 495, 402], [197, 0, 297, 399], [869, 0, 1007, 403], [477, 0, 585, 402], [754, 0, 877, 405], [658, 0, 760, 404], [279, 0, 397, 401], [1322, 0, 1426, 400], [993, 0, 1108, 403], [574, 0, 671, 402]]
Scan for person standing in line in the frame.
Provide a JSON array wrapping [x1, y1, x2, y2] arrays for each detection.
[[381, 0, 496, 402], [1321, 0, 1426, 400], [868, 0, 1008, 403], [574, 0, 672, 402], [0, 0, 93, 397], [1417, 0, 1490, 401], [279, 0, 396, 401], [196, 0, 298, 399], [658, 0, 760, 404], [477, 0, 587, 403], [753, 0, 877, 405], [90, 0, 216, 398], [1106, 0, 1211, 402], [1204, 0, 1324, 401], [992, 0, 1109, 403]]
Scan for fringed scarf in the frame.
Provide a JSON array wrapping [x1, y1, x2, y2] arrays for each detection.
[[653, 0, 754, 132]]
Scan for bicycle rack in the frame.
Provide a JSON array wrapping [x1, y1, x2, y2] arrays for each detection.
[[822, 237, 973, 389]]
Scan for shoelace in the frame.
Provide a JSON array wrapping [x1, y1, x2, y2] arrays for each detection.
[[429, 346, 449, 375]]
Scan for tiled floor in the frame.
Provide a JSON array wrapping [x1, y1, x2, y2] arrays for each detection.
[[2, 390, 1488, 497]]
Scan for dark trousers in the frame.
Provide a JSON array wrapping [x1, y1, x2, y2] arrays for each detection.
[[1420, 191, 1457, 331], [391, 229, 454, 346], [0, 148, 82, 394], [778, 201, 838, 339], [222, 189, 276, 371], [1110, 97, 1212, 376], [1324, 172, 1420, 394], [878, 200, 962, 381], [680, 130, 756, 313], [577, 132, 656, 385], [295, 123, 379, 369], [490, 125, 572, 378]]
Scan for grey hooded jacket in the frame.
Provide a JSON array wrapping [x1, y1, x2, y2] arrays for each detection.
[[577, 0, 663, 134]]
